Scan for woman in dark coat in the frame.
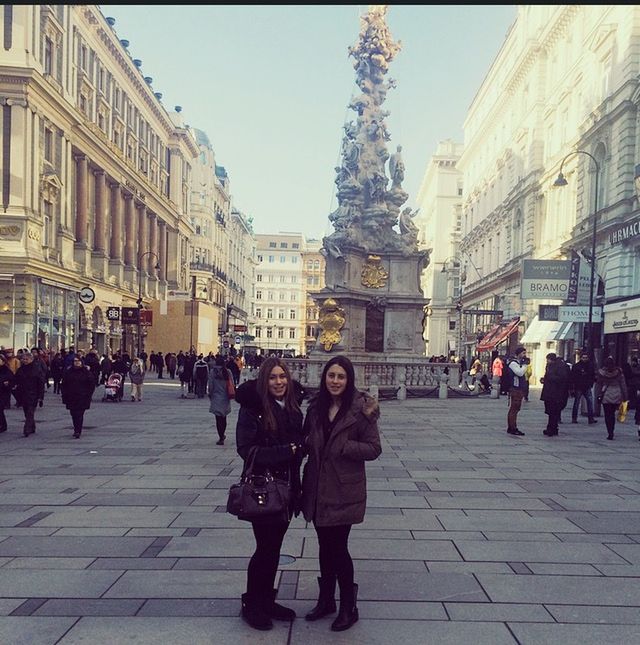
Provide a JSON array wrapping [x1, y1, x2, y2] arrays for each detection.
[[301, 355, 381, 632], [0, 353, 15, 433], [595, 356, 629, 440], [61, 356, 96, 438], [235, 356, 305, 631], [208, 355, 232, 445]]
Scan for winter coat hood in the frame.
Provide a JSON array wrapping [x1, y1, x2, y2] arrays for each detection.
[[599, 367, 622, 380]]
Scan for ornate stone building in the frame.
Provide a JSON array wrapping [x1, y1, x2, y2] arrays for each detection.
[[0, 5, 197, 354], [301, 238, 326, 355], [458, 5, 640, 376]]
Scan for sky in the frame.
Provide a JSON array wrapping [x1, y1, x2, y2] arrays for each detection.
[[99, 5, 516, 238]]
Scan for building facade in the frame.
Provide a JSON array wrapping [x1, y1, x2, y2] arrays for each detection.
[[251, 233, 305, 357], [458, 5, 640, 377], [415, 140, 464, 358], [0, 5, 197, 354], [301, 238, 326, 356]]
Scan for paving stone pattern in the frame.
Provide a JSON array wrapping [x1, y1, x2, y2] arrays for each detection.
[[1, 378, 640, 643]]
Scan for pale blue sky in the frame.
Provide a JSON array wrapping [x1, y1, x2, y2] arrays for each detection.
[[99, 5, 516, 237]]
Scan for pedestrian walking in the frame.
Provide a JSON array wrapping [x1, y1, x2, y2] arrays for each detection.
[[300, 355, 381, 631], [14, 351, 45, 436], [50, 352, 65, 394], [61, 356, 96, 438], [505, 346, 527, 436], [193, 354, 209, 398], [540, 353, 570, 436], [208, 356, 232, 445], [129, 357, 145, 402], [595, 356, 629, 440], [235, 357, 305, 631], [570, 350, 597, 424], [167, 352, 177, 379], [0, 353, 15, 433]]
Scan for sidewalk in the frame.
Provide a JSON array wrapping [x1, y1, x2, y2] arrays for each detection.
[[1, 379, 640, 644]]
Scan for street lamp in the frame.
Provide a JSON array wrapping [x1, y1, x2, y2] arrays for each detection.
[[137, 251, 161, 358], [553, 150, 600, 357]]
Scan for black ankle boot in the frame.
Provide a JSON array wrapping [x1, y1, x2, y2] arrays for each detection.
[[241, 593, 272, 630], [266, 588, 296, 621], [331, 583, 359, 632], [305, 576, 337, 621]]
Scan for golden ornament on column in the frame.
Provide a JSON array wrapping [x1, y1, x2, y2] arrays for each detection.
[[361, 254, 388, 288], [318, 298, 346, 351]]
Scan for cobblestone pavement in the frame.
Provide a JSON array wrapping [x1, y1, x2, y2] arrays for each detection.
[[1, 377, 640, 644]]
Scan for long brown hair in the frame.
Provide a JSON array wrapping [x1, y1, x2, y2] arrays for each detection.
[[256, 357, 300, 435]]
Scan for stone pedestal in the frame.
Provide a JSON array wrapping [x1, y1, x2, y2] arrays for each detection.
[[312, 245, 428, 358], [108, 259, 124, 286], [91, 252, 109, 281], [74, 244, 91, 275]]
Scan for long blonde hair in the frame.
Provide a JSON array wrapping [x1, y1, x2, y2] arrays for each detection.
[[256, 357, 300, 435]]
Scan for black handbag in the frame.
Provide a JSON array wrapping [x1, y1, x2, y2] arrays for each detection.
[[596, 383, 609, 405], [227, 446, 290, 523]]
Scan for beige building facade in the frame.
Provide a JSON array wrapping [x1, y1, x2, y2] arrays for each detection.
[[301, 238, 326, 356], [458, 5, 640, 375], [0, 5, 197, 355]]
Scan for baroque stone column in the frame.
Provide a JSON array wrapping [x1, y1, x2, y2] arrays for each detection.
[[148, 213, 158, 278], [75, 155, 88, 246], [137, 205, 148, 272], [108, 181, 124, 284], [93, 170, 107, 254], [158, 220, 167, 282], [123, 195, 135, 267]]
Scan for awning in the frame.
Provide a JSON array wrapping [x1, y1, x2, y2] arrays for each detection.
[[476, 316, 520, 352], [520, 315, 571, 344]]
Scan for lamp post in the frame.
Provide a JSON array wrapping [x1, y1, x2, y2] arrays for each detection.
[[137, 251, 160, 358], [189, 276, 207, 354], [553, 150, 600, 358]]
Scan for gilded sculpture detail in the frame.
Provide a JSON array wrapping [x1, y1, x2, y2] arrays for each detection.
[[361, 254, 388, 288], [318, 298, 346, 351]]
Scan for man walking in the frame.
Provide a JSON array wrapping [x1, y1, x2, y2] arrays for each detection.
[[541, 353, 571, 436], [506, 346, 528, 436], [14, 352, 45, 436], [570, 351, 597, 424]]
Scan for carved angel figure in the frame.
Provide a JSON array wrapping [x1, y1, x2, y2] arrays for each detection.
[[399, 207, 419, 237]]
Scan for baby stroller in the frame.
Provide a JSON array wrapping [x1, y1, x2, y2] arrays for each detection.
[[102, 373, 123, 402]]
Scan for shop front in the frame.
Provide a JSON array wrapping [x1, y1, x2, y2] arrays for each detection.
[[603, 296, 640, 365], [37, 279, 79, 351]]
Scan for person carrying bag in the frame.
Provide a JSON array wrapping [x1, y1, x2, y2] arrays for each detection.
[[233, 357, 305, 631]]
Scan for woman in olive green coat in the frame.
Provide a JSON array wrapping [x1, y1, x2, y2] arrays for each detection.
[[301, 355, 381, 632]]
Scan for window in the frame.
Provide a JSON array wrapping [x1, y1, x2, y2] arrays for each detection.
[[255, 327, 262, 338], [277, 328, 284, 339], [267, 308, 273, 318], [266, 327, 273, 339], [291, 293, 297, 301], [280, 275, 286, 283], [44, 36, 53, 75], [256, 290, 262, 300], [280, 255, 286, 263], [269, 241, 276, 248], [290, 309, 296, 320], [313, 260, 320, 269], [307, 260, 313, 270], [280, 242, 288, 248], [292, 256, 298, 264], [44, 128, 53, 162], [256, 274, 262, 282], [43, 201, 52, 247], [255, 308, 262, 318], [449, 320, 456, 331], [278, 308, 285, 319], [268, 255, 274, 263], [268, 291, 274, 300], [289, 328, 296, 339], [307, 276, 314, 285], [292, 243, 299, 249], [257, 255, 263, 262], [291, 275, 297, 283]]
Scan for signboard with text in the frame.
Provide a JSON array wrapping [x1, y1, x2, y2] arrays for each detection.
[[121, 308, 139, 325], [521, 260, 571, 300], [140, 310, 153, 327], [539, 304, 602, 322]]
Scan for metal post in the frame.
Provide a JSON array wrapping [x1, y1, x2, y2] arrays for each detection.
[[189, 275, 195, 353], [588, 167, 599, 358]]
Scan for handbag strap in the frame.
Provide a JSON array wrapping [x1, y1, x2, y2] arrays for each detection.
[[241, 443, 291, 486]]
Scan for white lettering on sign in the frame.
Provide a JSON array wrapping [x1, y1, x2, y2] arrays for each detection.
[[610, 219, 640, 245]]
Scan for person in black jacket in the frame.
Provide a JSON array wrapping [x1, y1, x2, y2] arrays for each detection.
[[0, 353, 15, 433], [570, 351, 597, 424], [540, 353, 570, 437], [61, 356, 96, 438], [14, 352, 45, 436], [235, 356, 305, 631]]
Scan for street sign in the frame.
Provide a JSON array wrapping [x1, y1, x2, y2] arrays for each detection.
[[233, 324, 247, 332], [79, 286, 95, 304], [539, 304, 602, 322], [166, 289, 191, 301], [106, 306, 120, 321], [121, 307, 139, 325], [234, 335, 242, 345], [140, 310, 153, 327]]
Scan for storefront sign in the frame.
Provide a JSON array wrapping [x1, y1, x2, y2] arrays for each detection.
[[603, 297, 640, 334], [609, 217, 640, 246], [106, 306, 120, 321], [521, 260, 571, 299], [540, 305, 602, 322], [121, 307, 139, 325], [166, 289, 191, 301], [539, 304, 559, 321], [140, 310, 153, 327]]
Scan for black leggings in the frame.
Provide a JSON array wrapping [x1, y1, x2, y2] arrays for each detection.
[[215, 415, 227, 439], [314, 524, 354, 593], [70, 409, 85, 434], [602, 403, 618, 434], [247, 521, 289, 596]]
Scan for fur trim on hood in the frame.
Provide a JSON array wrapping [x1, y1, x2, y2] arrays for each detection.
[[598, 367, 622, 380], [235, 377, 306, 411]]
